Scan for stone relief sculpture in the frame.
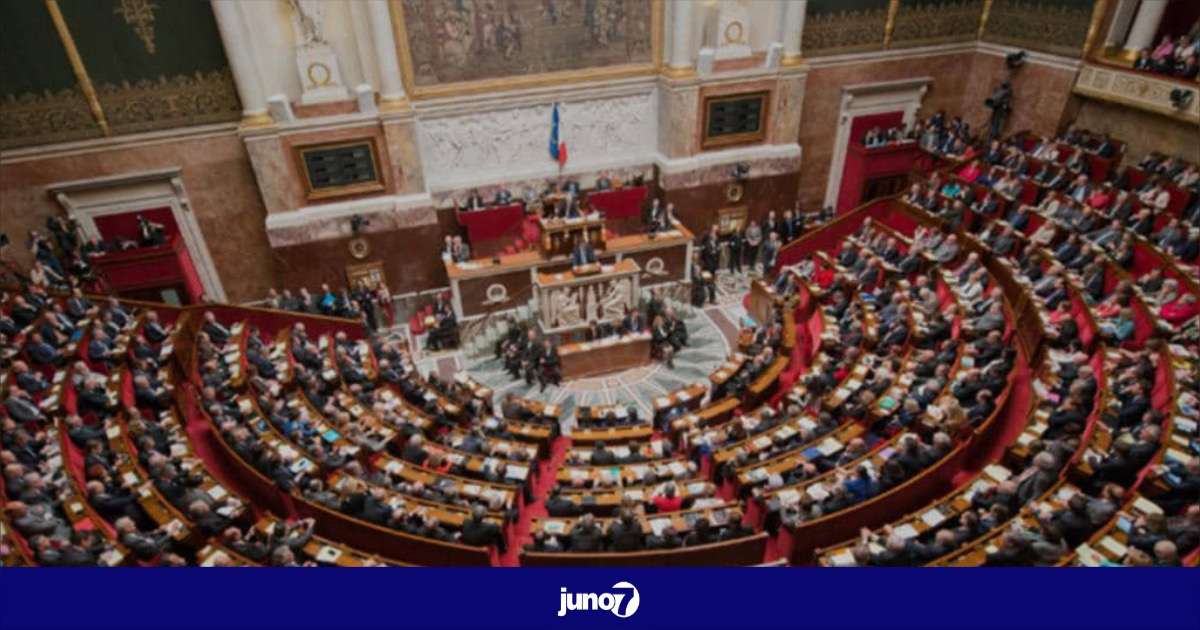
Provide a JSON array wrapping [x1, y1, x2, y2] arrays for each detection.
[[286, 0, 325, 47], [417, 93, 655, 187], [600, 277, 632, 321]]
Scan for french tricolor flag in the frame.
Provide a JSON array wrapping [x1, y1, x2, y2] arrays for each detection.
[[549, 102, 568, 168]]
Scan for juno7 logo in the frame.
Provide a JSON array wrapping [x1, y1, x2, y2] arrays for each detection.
[[557, 582, 640, 617]]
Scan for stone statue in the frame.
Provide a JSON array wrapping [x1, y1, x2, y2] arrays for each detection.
[[600, 278, 631, 321], [287, 0, 325, 47]]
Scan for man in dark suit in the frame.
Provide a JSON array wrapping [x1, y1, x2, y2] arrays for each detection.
[[700, 225, 721, 276], [494, 184, 513, 206], [201, 311, 230, 346], [544, 487, 583, 517], [4, 388, 44, 425], [461, 189, 486, 211], [571, 237, 597, 269], [400, 434, 428, 465], [607, 509, 645, 551], [26, 333, 61, 367], [461, 505, 507, 553], [590, 442, 617, 466], [568, 513, 604, 552]]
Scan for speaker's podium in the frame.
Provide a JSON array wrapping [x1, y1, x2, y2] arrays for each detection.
[[534, 259, 652, 378], [539, 213, 606, 259]]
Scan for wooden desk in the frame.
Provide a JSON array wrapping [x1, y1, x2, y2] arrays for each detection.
[[749, 279, 779, 324], [559, 332, 652, 379], [536, 260, 641, 333]]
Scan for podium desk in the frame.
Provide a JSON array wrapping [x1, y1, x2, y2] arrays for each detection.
[[539, 214, 606, 258]]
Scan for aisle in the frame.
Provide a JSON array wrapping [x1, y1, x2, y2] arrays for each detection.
[[498, 436, 571, 566]]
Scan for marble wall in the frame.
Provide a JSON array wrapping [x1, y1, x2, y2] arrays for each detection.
[[1073, 98, 1200, 165], [957, 52, 1079, 138], [0, 132, 276, 302]]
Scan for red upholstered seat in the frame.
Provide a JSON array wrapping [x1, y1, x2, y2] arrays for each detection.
[[409, 316, 425, 335]]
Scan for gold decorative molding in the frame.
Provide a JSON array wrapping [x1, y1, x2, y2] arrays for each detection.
[[113, 0, 158, 55], [802, 6, 890, 56], [388, 0, 663, 100], [241, 111, 274, 128], [379, 96, 413, 114], [662, 64, 699, 80], [891, 0, 983, 48], [883, 0, 900, 48], [780, 53, 804, 67], [44, 0, 109, 136], [95, 69, 241, 135], [1081, 0, 1108, 58], [978, 0, 994, 39], [983, 0, 1093, 58], [0, 88, 100, 150]]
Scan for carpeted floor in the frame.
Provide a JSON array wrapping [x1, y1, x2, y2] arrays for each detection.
[[411, 270, 764, 420]]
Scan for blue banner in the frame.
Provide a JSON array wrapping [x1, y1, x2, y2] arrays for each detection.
[[1, 568, 1197, 630]]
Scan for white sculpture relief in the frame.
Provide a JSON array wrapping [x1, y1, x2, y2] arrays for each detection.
[[482, 283, 510, 305], [417, 92, 656, 188], [600, 278, 631, 321], [286, 0, 325, 47]]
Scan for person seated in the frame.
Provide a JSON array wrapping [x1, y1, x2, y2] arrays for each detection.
[[535, 338, 561, 392], [460, 188, 486, 211]]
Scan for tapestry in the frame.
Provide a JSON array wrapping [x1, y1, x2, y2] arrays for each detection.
[[402, 0, 654, 86]]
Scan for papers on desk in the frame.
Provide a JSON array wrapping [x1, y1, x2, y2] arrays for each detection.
[[777, 489, 801, 506], [654, 397, 671, 409], [384, 459, 404, 474], [1074, 544, 1103, 567], [316, 545, 343, 564], [170, 443, 188, 458], [1132, 496, 1163, 516], [687, 482, 707, 495], [1098, 536, 1128, 558], [921, 508, 947, 528], [648, 518, 671, 536], [806, 484, 830, 501], [1056, 486, 1077, 503], [200, 550, 230, 568], [984, 465, 1012, 482], [829, 549, 857, 567], [463, 484, 481, 496], [817, 438, 843, 457], [507, 465, 529, 481], [122, 471, 139, 487], [753, 436, 772, 450], [624, 490, 644, 501], [543, 520, 566, 535], [207, 485, 228, 501], [894, 523, 920, 540]]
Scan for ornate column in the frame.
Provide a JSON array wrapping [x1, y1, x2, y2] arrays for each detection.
[[1103, 0, 1140, 50], [210, 0, 271, 126], [666, 0, 695, 77], [1123, 0, 1168, 54], [781, 0, 806, 66], [364, 0, 407, 110]]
